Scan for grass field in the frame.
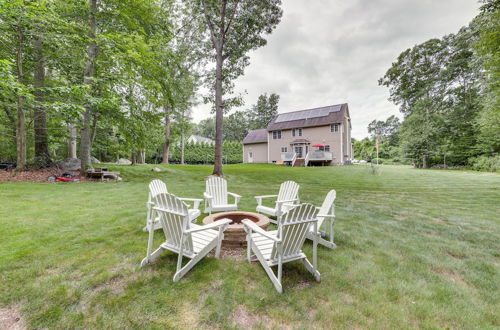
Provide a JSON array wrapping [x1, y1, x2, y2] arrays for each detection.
[[0, 164, 499, 329]]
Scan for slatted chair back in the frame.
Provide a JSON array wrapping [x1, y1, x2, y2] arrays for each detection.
[[317, 190, 336, 228], [206, 176, 228, 206], [271, 203, 318, 260], [153, 192, 193, 255], [277, 180, 299, 202], [149, 179, 167, 200]]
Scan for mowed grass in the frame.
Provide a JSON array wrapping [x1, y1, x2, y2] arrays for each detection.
[[0, 164, 499, 329]]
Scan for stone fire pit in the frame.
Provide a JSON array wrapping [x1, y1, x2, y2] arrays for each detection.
[[203, 211, 270, 248]]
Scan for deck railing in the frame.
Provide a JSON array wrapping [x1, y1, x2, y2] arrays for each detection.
[[281, 152, 295, 162], [308, 151, 333, 161], [291, 153, 298, 167]]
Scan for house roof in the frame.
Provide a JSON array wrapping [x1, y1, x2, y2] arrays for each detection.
[[243, 129, 268, 144], [267, 103, 349, 131], [189, 135, 214, 143]]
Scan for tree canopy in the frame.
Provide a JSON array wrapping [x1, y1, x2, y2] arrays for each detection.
[[378, 6, 498, 168]]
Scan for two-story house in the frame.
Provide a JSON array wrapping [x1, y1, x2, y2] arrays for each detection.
[[243, 103, 353, 166]]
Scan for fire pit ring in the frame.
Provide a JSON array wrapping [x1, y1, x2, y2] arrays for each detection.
[[203, 211, 270, 248]]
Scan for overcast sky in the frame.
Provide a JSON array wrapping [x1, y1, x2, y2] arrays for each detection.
[[191, 0, 480, 139]]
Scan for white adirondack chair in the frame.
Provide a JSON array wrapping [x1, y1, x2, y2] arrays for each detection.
[[255, 180, 300, 223], [243, 203, 320, 293], [140, 192, 231, 281], [204, 176, 241, 214], [144, 179, 202, 231], [307, 190, 337, 249]]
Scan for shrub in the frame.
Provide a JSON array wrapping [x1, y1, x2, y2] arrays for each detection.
[[370, 158, 384, 164], [469, 155, 500, 172], [169, 141, 242, 164]]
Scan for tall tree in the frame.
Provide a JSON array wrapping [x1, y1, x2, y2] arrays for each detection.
[[33, 35, 49, 162], [194, 117, 216, 140], [79, 0, 98, 174], [0, 0, 42, 169], [475, 0, 500, 154], [15, 17, 26, 169], [367, 115, 401, 146], [195, 0, 282, 175], [380, 24, 482, 167], [224, 110, 249, 141], [248, 93, 280, 129]]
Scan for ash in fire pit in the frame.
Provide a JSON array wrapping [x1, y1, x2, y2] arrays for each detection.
[[203, 211, 270, 248]]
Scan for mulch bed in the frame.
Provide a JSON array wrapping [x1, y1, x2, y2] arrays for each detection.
[[0, 167, 95, 183]]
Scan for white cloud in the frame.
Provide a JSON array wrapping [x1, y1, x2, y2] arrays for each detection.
[[191, 0, 480, 139]]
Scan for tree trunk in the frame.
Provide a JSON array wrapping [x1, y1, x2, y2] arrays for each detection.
[[90, 112, 98, 150], [131, 151, 137, 165], [1, 106, 17, 155], [161, 106, 171, 164], [79, 0, 98, 175], [140, 150, 146, 164], [15, 23, 26, 170], [181, 133, 185, 164], [33, 36, 50, 163], [68, 124, 77, 158], [422, 154, 428, 169], [212, 49, 224, 176]]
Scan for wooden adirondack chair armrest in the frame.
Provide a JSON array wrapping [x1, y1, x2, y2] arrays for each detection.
[[203, 192, 213, 200], [242, 220, 280, 242], [179, 198, 203, 209], [276, 198, 299, 212], [185, 219, 232, 234], [228, 192, 241, 204], [280, 202, 298, 213], [254, 195, 277, 206], [255, 194, 277, 199], [152, 206, 186, 217], [314, 214, 335, 233], [276, 198, 299, 205]]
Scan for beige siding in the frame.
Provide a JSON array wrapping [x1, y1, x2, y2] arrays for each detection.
[[267, 125, 346, 164], [343, 116, 353, 161], [268, 118, 352, 164], [243, 143, 268, 163]]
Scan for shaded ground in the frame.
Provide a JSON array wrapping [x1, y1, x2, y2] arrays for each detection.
[[0, 164, 498, 329], [0, 167, 94, 183]]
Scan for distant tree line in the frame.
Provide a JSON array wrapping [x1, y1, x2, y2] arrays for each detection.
[[354, 115, 402, 164], [356, 1, 499, 171], [194, 93, 279, 142]]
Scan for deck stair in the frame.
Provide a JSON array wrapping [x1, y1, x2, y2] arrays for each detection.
[[293, 159, 305, 167]]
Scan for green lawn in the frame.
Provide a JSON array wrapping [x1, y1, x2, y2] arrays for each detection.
[[0, 164, 499, 329]]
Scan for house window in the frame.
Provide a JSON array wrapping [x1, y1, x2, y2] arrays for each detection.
[[292, 128, 302, 137], [249, 152, 253, 158], [281, 147, 287, 152], [325, 145, 330, 152], [272, 131, 282, 139], [331, 124, 340, 132]]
